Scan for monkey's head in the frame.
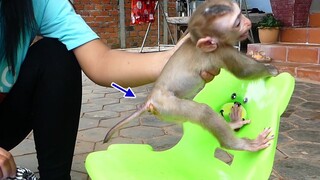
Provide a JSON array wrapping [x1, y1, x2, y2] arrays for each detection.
[[188, 0, 252, 52]]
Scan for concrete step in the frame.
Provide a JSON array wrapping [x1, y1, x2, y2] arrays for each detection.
[[309, 12, 320, 27], [242, 9, 320, 82], [270, 61, 320, 83], [248, 43, 320, 64], [247, 43, 320, 83], [277, 12, 320, 44], [279, 27, 320, 44]]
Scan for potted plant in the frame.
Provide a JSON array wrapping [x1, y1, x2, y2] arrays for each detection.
[[257, 14, 282, 44]]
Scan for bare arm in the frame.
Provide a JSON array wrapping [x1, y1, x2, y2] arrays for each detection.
[[73, 39, 172, 87], [73, 38, 219, 88]]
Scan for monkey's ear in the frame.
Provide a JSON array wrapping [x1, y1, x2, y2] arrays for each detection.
[[196, 37, 218, 53]]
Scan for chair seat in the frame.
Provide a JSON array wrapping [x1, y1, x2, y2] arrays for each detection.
[[85, 143, 234, 180]]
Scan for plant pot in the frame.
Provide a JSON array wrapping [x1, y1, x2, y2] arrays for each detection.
[[258, 28, 280, 44]]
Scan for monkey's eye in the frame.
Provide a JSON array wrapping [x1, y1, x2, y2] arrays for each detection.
[[243, 97, 248, 104], [231, 93, 236, 100], [234, 18, 240, 28]]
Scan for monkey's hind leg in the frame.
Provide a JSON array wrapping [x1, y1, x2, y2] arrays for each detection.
[[153, 95, 273, 152]]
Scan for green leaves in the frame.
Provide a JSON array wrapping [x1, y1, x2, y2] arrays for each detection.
[[257, 14, 282, 29]]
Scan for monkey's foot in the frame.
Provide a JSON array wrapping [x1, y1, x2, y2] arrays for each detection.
[[229, 104, 250, 130], [246, 128, 274, 151], [147, 103, 159, 115]]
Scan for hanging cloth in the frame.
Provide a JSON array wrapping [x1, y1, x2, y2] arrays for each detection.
[[131, 0, 156, 24]]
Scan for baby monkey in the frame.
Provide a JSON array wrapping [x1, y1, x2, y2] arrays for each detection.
[[104, 0, 278, 151]]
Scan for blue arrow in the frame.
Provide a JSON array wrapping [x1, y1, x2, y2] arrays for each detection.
[[111, 82, 136, 98]]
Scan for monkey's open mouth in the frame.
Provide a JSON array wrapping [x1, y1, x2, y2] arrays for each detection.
[[239, 32, 249, 41]]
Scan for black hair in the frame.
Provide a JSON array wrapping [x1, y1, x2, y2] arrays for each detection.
[[0, 0, 76, 75], [0, 0, 37, 75]]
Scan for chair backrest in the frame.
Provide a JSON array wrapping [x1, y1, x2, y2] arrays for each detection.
[[170, 69, 295, 179]]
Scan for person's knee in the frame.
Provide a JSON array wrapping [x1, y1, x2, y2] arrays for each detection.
[[30, 38, 67, 53], [27, 38, 80, 73]]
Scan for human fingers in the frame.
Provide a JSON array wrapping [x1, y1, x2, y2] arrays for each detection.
[[200, 68, 221, 83], [0, 148, 16, 179]]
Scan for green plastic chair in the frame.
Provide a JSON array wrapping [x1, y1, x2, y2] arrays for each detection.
[[85, 69, 295, 180]]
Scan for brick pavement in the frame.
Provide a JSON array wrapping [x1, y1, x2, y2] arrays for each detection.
[[10, 67, 320, 180]]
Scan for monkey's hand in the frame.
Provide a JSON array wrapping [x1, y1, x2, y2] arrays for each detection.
[[229, 104, 250, 130], [264, 64, 279, 76], [243, 128, 274, 152]]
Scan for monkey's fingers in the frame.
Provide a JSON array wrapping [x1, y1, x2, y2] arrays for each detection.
[[229, 119, 251, 130], [257, 128, 273, 142], [248, 128, 274, 151], [261, 127, 273, 137], [252, 142, 271, 151], [229, 105, 250, 130], [231, 104, 240, 114], [242, 120, 251, 125], [229, 105, 241, 122], [261, 128, 275, 144], [229, 104, 247, 124]]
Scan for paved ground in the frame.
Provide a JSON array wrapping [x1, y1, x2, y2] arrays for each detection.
[[9, 48, 320, 179]]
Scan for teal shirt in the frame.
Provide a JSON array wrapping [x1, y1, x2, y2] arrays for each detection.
[[0, 0, 99, 92]]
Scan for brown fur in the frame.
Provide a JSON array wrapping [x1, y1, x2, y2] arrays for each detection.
[[104, 0, 277, 152]]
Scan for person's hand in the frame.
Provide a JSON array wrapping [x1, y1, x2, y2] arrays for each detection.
[[200, 68, 220, 83], [0, 147, 16, 180]]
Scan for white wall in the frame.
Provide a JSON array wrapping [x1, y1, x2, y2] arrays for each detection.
[[310, 0, 320, 13], [246, 0, 272, 13]]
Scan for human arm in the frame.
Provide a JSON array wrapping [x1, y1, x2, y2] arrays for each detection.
[[73, 39, 172, 87], [0, 148, 16, 180], [73, 35, 219, 88], [39, 0, 219, 88]]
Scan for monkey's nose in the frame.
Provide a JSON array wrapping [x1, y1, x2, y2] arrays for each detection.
[[234, 102, 241, 106]]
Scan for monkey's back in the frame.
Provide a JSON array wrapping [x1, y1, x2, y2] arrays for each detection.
[[152, 39, 221, 100]]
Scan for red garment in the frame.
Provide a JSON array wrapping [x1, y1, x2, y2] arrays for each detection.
[[131, 0, 156, 24]]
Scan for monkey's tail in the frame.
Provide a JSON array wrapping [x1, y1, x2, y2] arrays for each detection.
[[103, 103, 148, 143]]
